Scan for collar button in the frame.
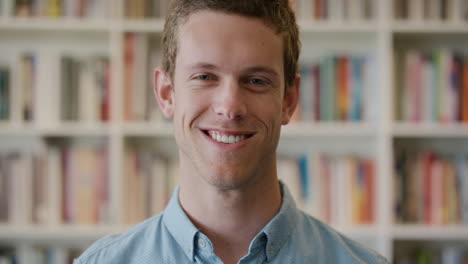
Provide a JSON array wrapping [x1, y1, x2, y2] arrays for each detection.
[[198, 238, 207, 248], [267, 246, 275, 255]]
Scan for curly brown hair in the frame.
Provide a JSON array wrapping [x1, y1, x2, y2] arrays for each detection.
[[161, 0, 301, 89]]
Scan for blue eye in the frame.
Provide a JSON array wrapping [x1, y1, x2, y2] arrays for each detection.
[[195, 74, 212, 81], [249, 78, 267, 85]]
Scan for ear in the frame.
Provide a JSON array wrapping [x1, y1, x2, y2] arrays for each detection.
[[281, 73, 300, 125], [153, 67, 175, 119]]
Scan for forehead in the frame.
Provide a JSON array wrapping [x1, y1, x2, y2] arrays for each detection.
[[175, 10, 283, 74]]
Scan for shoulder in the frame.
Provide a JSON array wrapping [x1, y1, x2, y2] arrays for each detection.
[[74, 214, 169, 264], [291, 212, 389, 264]]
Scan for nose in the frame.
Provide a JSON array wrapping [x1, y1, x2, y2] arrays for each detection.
[[213, 79, 247, 120]]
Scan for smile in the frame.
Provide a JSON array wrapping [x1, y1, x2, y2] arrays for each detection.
[[202, 130, 255, 144]]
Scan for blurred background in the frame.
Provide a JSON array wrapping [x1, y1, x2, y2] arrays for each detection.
[[0, 0, 468, 263]]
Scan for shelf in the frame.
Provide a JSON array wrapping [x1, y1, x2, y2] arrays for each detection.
[[39, 123, 112, 137], [123, 122, 173, 137], [0, 123, 112, 137], [0, 18, 111, 31], [393, 123, 468, 138], [122, 19, 165, 32], [392, 225, 468, 240], [392, 21, 468, 33], [0, 18, 377, 33], [282, 122, 376, 138], [0, 224, 129, 242], [333, 224, 380, 238]]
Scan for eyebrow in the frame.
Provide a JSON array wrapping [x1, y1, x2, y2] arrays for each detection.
[[186, 63, 280, 80], [186, 63, 219, 71], [241, 66, 279, 78]]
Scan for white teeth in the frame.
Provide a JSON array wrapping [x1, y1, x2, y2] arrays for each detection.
[[207, 131, 249, 144]]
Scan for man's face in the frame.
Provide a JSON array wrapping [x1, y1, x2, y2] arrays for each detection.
[[157, 11, 298, 190]]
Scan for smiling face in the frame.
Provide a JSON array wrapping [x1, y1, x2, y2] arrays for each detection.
[[154, 11, 299, 191]]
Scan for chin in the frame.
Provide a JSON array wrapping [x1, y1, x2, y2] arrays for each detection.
[[203, 172, 253, 191]]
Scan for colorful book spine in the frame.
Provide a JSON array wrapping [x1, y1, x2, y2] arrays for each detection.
[[462, 61, 468, 122], [278, 154, 375, 225], [394, 150, 468, 225], [12, 0, 109, 18], [125, 0, 169, 18], [123, 149, 171, 225], [395, 244, 468, 264], [60, 145, 109, 225], [296, 54, 372, 122], [0, 68, 10, 120], [124, 33, 166, 122], [400, 50, 467, 123], [59, 55, 110, 122], [395, 0, 465, 21], [300, 66, 313, 121]]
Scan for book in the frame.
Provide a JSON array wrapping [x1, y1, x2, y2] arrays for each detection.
[[61, 144, 109, 225], [0, 68, 10, 120], [0, 156, 8, 222], [58, 55, 110, 122], [123, 149, 172, 224], [13, 246, 83, 264], [409, 0, 425, 20], [462, 61, 468, 122], [15, 0, 32, 16], [279, 154, 376, 225], [36, 52, 60, 126], [124, 33, 165, 122], [399, 50, 467, 123], [296, 54, 372, 123], [395, 244, 468, 264], [19, 54, 34, 121], [397, 0, 467, 21], [1, 0, 13, 17], [465, 0, 468, 20], [11, 0, 109, 18], [278, 158, 303, 208], [394, 150, 468, 225], [125, 0, 169, 19], [0, 247, 16, 264], [48, 0, 62, 17], [394, 0, 408, 19]]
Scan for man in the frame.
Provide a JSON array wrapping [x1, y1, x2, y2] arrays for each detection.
[[75, 0, 388, 263]]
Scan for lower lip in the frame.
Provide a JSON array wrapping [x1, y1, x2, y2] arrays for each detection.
[[200, 130, 253, 151]]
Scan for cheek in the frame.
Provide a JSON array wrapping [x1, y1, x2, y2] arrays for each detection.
[[174, 91, 208, 124], [249, 96, 283, 125]]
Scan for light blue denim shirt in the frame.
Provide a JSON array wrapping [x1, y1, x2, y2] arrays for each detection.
[[74, 182, 388, 264]]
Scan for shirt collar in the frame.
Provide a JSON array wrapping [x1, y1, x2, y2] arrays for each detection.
[[162, 181, 299, 262], [260, 181, 299, 261], [162, 185, 199, 261]]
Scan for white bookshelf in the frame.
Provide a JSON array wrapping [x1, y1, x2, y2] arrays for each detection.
[[0, 18, 111, 31], [393, 123, 468, 137], [392, 225, 468, 240], [0, 0, 468, 262], [0, 224, 128, 242]]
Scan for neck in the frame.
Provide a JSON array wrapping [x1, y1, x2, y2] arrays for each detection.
[[178, 158, 282, 263]]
